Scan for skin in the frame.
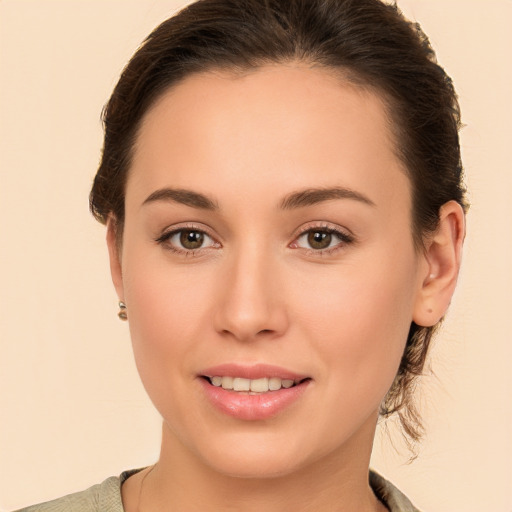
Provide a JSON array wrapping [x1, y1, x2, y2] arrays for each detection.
[[108, 64, 464, 511]]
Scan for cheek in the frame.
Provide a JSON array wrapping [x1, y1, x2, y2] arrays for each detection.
[[293, 252, 418, 403], [121, 271, 219, 439], [120, 244, 218, 399], [125, 266, 212, 346]]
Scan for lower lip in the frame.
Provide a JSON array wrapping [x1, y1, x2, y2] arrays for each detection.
[[199, 378, 310, 421]]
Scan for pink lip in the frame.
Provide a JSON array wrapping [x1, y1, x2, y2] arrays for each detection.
[[198, 364, 311, 421], [200, 363, 308, 381]]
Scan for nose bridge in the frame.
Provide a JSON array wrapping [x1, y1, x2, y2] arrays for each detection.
[[214, 239, 287, 341]]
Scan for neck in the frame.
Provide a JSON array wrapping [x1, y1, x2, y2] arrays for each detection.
[[137, 420, 386, 512]]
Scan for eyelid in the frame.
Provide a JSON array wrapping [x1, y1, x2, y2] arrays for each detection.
[[155, 222, 221, 255], [292, 221, 354, 239], [289, 221, 355, 253], [154, 220, 354, 256]]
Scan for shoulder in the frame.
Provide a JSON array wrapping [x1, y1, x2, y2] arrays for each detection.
[[370, 470, 421, 512], [12, 470, 143, 512], [14, 468, 417, 511]]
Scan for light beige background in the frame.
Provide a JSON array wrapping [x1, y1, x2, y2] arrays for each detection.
[[0, 1, 511, 510]]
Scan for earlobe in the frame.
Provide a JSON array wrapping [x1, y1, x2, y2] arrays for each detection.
[[106, 217, 125, 301], [413, 200, 465, 327]]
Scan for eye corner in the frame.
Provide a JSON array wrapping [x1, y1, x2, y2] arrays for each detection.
[[154, 224, 221, 257], [289, 222, 356, 255]]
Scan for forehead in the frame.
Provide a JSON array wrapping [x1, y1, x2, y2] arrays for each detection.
[[128, 64, 409, 212]]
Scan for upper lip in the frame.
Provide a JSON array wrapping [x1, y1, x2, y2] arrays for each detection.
[[199, 363, 309, 381]]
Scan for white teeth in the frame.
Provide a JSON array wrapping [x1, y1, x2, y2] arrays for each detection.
[[209, 376, 300, 392], [250, 377, 269, 392], [221, 376, 233, 389], [211, 376, 222, 387], [268, 377, 282, 390], [233, 378, 251, 391]]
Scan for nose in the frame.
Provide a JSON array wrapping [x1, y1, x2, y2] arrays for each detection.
[[213, 246, 289, 342]]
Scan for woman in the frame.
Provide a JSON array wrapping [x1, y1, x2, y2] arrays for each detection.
[[15, 0, 466, 510]]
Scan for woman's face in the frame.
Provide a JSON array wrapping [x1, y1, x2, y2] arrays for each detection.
[[111, 65, 430, 478]]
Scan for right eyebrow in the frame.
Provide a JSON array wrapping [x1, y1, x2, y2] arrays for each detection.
[[142, 188, 219, 210]]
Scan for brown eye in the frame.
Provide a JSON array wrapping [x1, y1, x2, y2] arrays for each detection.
[[158, 228, 217, 253], [307, 231, 332, 249], [180, 230, 204, 249], [292, 227, 354, 253]]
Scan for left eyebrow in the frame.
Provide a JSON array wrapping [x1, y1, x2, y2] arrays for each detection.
[[280, 187, 375, 210]]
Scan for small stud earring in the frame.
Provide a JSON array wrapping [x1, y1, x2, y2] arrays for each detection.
[[118, 301, 128, 321]]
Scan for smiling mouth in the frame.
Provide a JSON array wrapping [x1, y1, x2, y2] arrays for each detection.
[[203, 376, 310, 393]]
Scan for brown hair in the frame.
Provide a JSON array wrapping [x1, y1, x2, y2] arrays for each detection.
[[90, 0, 467, 447]]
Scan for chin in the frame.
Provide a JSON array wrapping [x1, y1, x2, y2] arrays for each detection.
[[204, 451, 307, 480], [188, 428, 327, 480]]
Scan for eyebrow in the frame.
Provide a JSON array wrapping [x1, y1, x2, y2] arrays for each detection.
[[142, 188, 219, 210], [142, 185, 374, 211], [280, 187, 375, 209]]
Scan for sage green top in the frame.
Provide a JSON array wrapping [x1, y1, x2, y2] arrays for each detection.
[[15, 469, 420, 512]]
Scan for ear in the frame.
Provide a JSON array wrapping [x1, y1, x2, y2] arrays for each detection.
[[413, 200, 466, 327], [106, 216, 125, 301]]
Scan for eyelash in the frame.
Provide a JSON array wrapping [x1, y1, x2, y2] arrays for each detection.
[[291, 223, 355, 256], [155, 223, 355, 257], [155, 223, 219, 256]]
